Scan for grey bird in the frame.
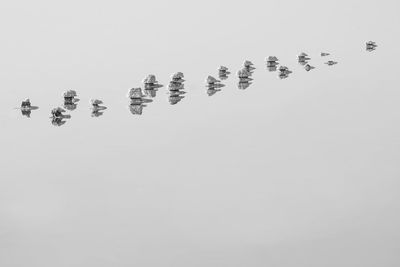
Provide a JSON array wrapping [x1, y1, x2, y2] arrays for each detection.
[[171, 72, 185, 83], [90, 99, 107, 114], [90, 99, 104, 107], [304, 64, 315, 71], [218, 66, 229, 72], [237, 68, 252, 79], [21, 99, 31, 109], [266, 56, 279, 63], [325, 61, 338, 66], [206, 75, 220, 85], [127, 88, 144, 99], [243, 60, 255, 71], [51, 107, 66, 118]]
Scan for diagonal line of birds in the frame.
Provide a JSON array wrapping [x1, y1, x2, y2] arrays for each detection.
[[16, 41, 378, 126]]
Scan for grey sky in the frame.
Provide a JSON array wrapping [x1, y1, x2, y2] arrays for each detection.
[[1, 0, 399, 266]]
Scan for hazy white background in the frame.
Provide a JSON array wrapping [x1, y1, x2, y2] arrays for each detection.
[[0, 0, 400, 266]]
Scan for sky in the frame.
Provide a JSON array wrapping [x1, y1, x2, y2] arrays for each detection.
[[0, 0, 400, 266]]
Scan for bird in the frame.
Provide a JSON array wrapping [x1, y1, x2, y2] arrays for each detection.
[[171, 72, 185, 83], [51, 107, 67, 118], [127, 88, 145, 100], [325, 61, 338, 66], [304, 64, 315, 71], [206, 75, 221, 86]]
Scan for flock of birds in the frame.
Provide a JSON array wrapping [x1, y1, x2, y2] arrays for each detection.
[[17, 41, 378, 126]]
